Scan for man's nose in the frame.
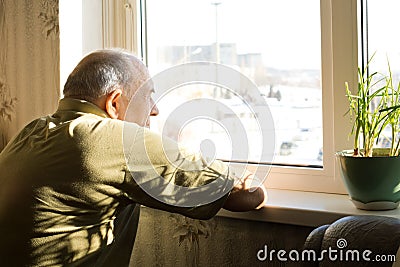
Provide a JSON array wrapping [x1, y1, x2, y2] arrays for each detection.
[[150, 98, 159, 116]]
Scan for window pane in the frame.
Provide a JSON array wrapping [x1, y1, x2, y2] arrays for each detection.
[[366, 0, 400, 78], [365, 0, 400, 148], [146, 0, 322, 166]]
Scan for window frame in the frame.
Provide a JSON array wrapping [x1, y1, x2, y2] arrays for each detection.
[[266, 0, 357, 194], [133, 0, 359, 194]]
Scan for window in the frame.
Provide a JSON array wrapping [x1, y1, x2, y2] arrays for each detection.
[[357, 0, 400, 150], [59, 0, 83, 90], [141, 0, 357, 193], [59, 0, 103, 91], [361, 0, 400, 86], [145, 0, 323, 167], [360, 0, 400, 96]]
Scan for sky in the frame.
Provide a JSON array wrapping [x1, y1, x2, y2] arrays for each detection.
[[367, 0, 400, 72], [146, 0, 321, 69]]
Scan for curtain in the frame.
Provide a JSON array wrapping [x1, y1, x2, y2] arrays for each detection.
[[0, 0, 59, 151]]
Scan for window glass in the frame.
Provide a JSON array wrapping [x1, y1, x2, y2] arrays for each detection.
[[146, 0, 322, 166], [363, 0, 400, 148], [365, 0, 400, 78]]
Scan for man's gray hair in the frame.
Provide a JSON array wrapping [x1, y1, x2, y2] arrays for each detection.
[[63, 49, 148, 101]]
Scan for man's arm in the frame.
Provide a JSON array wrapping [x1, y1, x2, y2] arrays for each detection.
[[122, 123, 267, 217]]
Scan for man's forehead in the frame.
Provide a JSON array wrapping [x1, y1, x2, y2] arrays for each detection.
[[129, 78, 154, 98], [140, 78, 155, 92]]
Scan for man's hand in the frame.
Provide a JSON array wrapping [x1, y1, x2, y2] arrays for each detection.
[[223, 174, 267, 212]]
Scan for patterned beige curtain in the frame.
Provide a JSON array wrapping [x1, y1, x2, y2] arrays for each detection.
[[0, 0, 59, 151]]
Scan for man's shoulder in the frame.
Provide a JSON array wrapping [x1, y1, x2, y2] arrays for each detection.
[[68, 113, 125, 137]]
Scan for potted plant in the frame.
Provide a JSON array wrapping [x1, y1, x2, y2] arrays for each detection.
[[336, 56, 400, 210]]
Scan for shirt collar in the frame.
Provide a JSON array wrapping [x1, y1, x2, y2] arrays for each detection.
[[57, 98, 110, 118]]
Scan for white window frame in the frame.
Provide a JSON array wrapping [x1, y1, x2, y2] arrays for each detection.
[[261, 0, 358, 194], [72, 0, 359, 194]]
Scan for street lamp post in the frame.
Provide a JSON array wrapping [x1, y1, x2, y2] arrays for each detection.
[[211, 2, 221, 64]]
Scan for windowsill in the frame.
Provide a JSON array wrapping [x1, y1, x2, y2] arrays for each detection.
[[217, 189, 400, 227]]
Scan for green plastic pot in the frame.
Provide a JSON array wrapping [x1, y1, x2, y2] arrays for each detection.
[[336, 148, 400, 210]]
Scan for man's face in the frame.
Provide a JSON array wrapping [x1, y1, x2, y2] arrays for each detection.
[[119, 80, 159, 127]]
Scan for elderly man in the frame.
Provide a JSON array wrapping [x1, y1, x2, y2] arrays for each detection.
[[0, 49, 266, 266]]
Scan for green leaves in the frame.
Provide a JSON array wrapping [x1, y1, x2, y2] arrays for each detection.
[[346, 54, 400, 157]]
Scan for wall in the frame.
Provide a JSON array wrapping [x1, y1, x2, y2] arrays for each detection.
[[131, 207, 314, 267]]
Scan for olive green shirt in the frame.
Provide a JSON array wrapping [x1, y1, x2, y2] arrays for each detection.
[[0, 98, 234, 266]]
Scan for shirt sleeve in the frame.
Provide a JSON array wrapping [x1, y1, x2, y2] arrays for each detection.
[[120, 122, 236, 220]]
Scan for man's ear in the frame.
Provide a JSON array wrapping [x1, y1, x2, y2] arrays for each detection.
[[105, 89, 123, 119]]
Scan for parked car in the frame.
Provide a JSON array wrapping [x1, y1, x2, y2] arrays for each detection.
[[279, 141, 297, 156]]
